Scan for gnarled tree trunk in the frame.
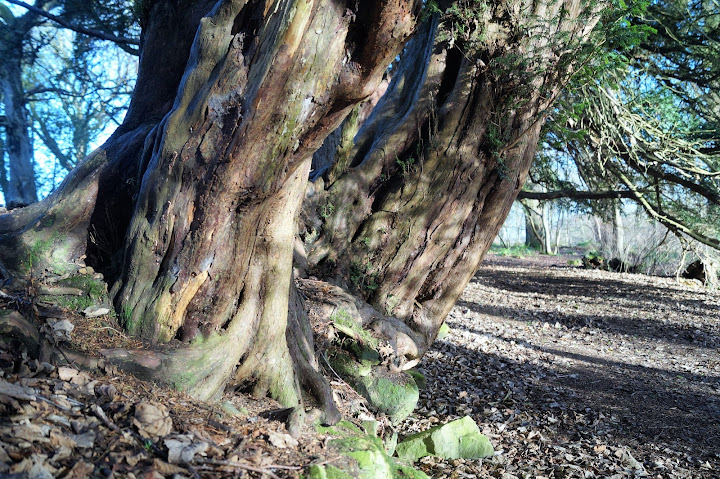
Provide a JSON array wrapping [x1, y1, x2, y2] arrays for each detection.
[[1, 0, 421, 411], [304, 0, 602, 357]]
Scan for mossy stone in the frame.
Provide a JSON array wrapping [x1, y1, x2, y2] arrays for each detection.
[[327, 350, 372, 377], [436, 322, 450, 340], [396, 416, 494, 462], [306, 464, 354, 479], [355, 369, 419, 423], [407, 369, 426, 390], [313, 420, 428, 479], [348, 340, 381, 363]]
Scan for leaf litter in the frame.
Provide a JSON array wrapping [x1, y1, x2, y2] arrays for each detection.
[[1, 253, 718, 477], [399, 253, 720, 478]]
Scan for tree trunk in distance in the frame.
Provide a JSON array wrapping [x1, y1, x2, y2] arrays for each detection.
[[1, 36, 38, 208], [522, 199, 544, 251], [612, 199, 625, 258]]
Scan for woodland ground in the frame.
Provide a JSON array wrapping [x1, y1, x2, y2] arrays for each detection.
[[1, 253, 718, 478], [407, 253, 720, 478]]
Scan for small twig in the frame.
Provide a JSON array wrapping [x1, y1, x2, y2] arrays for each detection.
[[308, 455, 343, 467], [92, 404, 120, 431], [35, 394, 71, 411], [91, 326, 127, 338], [196, 458, 298, 479], [186, 465, 202, 479], [42, 274, 72, 284]]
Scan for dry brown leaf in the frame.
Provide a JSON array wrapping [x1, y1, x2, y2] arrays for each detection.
[[57, 367, 79, 382], [0, 378, 36, 401], [65, 461, 94, 479], [165, 435, 209, 464], [267, 431, 299, 449], [49, 430, 76, 449], [152, 458, 187, 474], [133, 401, 173, 438]]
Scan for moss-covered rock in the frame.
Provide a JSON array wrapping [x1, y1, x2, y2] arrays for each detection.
[[407, 369, 426, 390], [306, 464, 355, 479], [327, 349, 373, 378], [328, 349, 419, 424], [46, 274, 109, 312], [436, 322, 450, 340], [355, 368, 419, 424], [312, 420, 428, 479], [395, 416, 494, 462]]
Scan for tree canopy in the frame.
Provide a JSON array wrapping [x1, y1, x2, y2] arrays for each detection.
[[527, 0, 720, 254]]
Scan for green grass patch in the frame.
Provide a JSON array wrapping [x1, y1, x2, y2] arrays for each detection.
[[490, 244, 537, 258]]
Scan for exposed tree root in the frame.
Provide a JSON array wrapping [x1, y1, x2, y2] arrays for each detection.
[[296, 278, 428, 364], [288, 283, 341, 426]]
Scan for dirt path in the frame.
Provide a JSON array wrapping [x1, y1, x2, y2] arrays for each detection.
[[402, 253, 720, 478]]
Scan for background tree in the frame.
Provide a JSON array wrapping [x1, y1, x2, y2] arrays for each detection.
[[0, 0, 138, 207], [522, 0, 720, 266]]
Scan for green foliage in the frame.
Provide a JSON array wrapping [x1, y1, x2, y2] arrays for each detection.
[[581, 250, 606, 269], [350, 260, 380, 293], [426, 0, 490, 54], [531, 0, 720, 253], [490, 244, 536, 258], [320, 202, 335, 218], [395, 156, 417, 176]]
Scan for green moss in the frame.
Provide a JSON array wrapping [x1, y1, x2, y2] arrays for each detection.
[[316, 420, 363, 437], [396, 416, 494, 462], [170, 371, 199, 390], [52, 294, 95, 312], [21, 230, 73, 275], [331, 309, 379, 350], [355, 372, 419, 424], [407, 370, 426, 390], [312, 421, 429, 479], [436, 322, 450, 340], [24, 237, 53, 272], [327, 350, 373, 378], [48, 275, 109, 312], [58, 275, 106, 297], [305, 464, 354, 479]]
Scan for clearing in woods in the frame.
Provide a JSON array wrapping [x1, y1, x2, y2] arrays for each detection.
[[0, 253, 718, 477], [406, 253, 720, 477]]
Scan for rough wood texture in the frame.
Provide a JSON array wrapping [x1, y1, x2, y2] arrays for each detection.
[[1, 0, 422, 405], [306, 0, 602, 356]]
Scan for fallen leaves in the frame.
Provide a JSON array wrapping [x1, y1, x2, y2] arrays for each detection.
[[133, 401, 173, 438], [399, 254, 720, 478]]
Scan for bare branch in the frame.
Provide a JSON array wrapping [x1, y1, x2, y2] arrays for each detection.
[[4, 0, 139, 49], [518, 189, 641, 200]]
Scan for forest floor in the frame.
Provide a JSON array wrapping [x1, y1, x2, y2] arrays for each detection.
[[1, 253, 718, 478], [404, 253, 720, 478]]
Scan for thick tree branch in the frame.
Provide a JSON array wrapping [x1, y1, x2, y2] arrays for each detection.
[[4, 0, 139, 49], [517, 189, 640, 200], [611, 165, 720, 251]]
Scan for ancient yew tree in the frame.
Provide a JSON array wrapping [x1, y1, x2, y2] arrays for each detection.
[[0, 0, 604, 423]]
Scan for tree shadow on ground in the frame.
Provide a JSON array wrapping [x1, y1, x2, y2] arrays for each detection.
[[455, 299, 720, 350], [422, 334, 720, 462], [472, 265, 720, 315]]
